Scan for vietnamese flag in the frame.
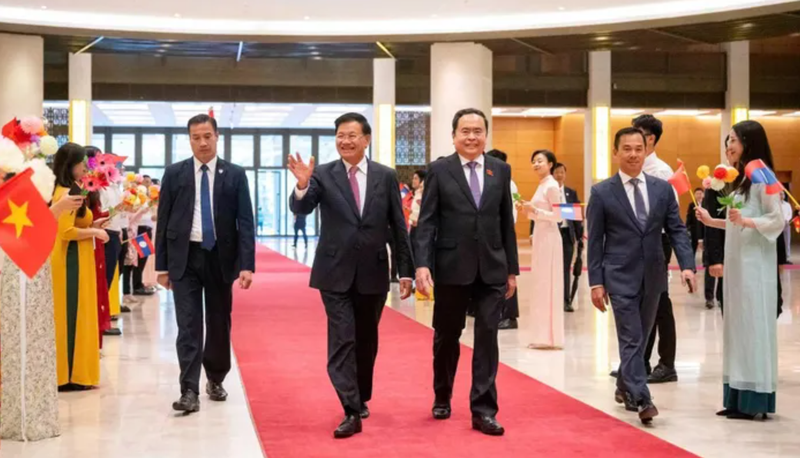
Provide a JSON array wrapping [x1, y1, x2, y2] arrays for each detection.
[[745, 159, 783, 195], [0, 168, 58, 278], [668, 159, 692, 196]]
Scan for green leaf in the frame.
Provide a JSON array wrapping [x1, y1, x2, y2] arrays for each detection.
[[512, 192, 522, 202]]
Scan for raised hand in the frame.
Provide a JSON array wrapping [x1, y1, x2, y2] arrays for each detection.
[[287, 153, 315, 190]]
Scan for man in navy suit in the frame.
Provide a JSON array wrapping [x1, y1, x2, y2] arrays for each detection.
[[552, 162, 583, 312], [156, 114, 256, 414], [587, 127, 695, 424]]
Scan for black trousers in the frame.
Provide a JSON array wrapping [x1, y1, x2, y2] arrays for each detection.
[[560, 227, 574, 305], [320, 287, 387, 415], [433, 279, 505, 417], [171, 244, 233, 395], [133, 225, 153, 291], [644, 233, 677, 369], [704, 271, 723, 304], [293, 225, 307, 246], [120, 229, 132, 295], [104, 230, 121, 289], [500, 290, 519, 320]]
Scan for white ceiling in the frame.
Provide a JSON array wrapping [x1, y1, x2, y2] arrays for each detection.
[[1, 0, 795, 37]]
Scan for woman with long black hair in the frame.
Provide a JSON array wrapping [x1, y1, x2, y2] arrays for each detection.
[[51, 143, 109, 390], [696, 120, 784, 420]]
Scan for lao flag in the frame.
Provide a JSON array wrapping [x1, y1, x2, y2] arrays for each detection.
[[667, 160, 692, 196], [745, 159, 783, 195], [553, 203, 584, 221], [133, 232, 155, 258]]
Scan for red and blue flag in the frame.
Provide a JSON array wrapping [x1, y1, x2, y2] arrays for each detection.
[[744, 159, 783, 195], [133, 232, 155, 258]]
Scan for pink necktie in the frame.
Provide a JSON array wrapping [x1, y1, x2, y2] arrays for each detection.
[[348, 166, 361, 215]]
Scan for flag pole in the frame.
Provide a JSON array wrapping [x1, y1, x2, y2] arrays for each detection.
[[782, 184, 800, 210], [679, 159, 698, 207]]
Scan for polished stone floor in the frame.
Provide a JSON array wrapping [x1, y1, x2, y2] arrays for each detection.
[[3, 237, 799, 458]]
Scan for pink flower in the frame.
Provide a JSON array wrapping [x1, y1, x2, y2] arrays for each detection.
[[702, 177, 712, 189], [95, 153, 114, 169], [81, 175, 102, 192], [101, 165, 122, 183], [20, 116, 44, 135]]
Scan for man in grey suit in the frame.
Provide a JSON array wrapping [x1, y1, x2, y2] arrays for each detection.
[[288, 113, 414, 439], [587, 127, 696, 424]]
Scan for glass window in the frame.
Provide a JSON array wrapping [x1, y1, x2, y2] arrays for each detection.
[[260, 135, 283, 167], [290, 135, 313, 164], [172, 134, 193, 163], [245, 170, 256, 222], [218, 134, 226, 160], [142, 134, 166, 166], [138, 167, 165, 183], [91, 133, 106, 151], [318, 136, 339, 165], [231, 135, 254, 168], [111, 134, 135, 158], [284, 170, 316, 236]]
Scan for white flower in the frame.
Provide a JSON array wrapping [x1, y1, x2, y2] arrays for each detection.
[[39, 135, 58, 156], [24, 158, 55, 200], [0, 137, 25, 173], [710, 178, 726, 191], [137, 185, 148, 195]]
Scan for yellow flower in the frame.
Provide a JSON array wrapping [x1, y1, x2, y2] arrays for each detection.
[[696, 165, 710, 180], [725, 167, 739, 183], [125, 172, 137, 182]]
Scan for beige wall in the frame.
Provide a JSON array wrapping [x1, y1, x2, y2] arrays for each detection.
[[495, 114, 800, 238]]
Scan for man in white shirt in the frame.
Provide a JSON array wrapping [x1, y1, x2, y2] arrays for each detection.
[[633, 114, 679, 385], [553, 163, 583, 313]]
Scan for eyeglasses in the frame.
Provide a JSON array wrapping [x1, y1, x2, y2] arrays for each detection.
[[336, 134, 364, 142]]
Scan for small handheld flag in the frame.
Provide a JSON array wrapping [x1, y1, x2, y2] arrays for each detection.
[[133, 232, 155, 258], [553, 203, 584, 221], [744, 159, 783, 195], [668, 160, 695, 205]]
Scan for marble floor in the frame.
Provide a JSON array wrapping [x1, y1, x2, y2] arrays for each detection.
[[3, 237, 800, 457]]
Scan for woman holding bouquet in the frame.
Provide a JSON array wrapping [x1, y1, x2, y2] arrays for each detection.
[[696, 120, 783, 420], [51, 143, 109, 389]]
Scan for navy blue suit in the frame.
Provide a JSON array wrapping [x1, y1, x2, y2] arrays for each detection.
[[587, 173, 694, 403]]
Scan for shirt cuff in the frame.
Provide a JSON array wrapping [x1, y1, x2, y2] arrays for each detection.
[[590, 285, 604, 290], [400, 277, 413, 282], [294, 186, 308, 199]]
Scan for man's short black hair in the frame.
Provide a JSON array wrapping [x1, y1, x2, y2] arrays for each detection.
[[414, 169, 427, 181], [694, 187, 704, 193], [452, 108, 489, 134], [631, 114, 663, 145], [143, 175, 151, 179], [486, 149, 507, 163], [614, 127, 647, 150], [335, 112, 372, 135], [554, 162, 567, 172], [187, 114, 218, 133]]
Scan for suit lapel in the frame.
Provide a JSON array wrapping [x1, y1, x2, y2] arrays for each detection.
[[331, 160, 361, 220], [609, 174, 644, 234], [479, 160, 494, 211], [445, 154, 478, 211], [361, 160, 379, 218], [182, 159, 196, 217], [213, 158, 225, 222]]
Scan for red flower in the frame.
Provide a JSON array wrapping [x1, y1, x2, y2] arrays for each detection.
[[2, 118, 33, 148], [713, 166, 728, 180], [81, 175, 101, 192]]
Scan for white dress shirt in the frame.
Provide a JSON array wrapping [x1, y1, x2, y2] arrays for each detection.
[[618, 170, 650, 216], [190, 155, 217, 243], [294, 156, 368, 216], [643, 152, 673, 181], [458, 153, 485, 193], [559, 185, 568, 228], [100, 184, 125, 231], [510, 180, 518, 224]]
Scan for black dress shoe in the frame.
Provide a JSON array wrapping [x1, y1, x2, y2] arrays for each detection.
[[333, 414, 362, 439], [432, 403, 451, 420], [133, 288, 155, 296], [648, 364, 678, 384], [103, 328, 122, 336], [564, 302, 575, 313], [498, 318, 518, 330], [173, 390, 200, 413], [360, 403, 370, 419], [638, 402, 659, 424], [614, 389, 638, 412], [206, 381, 228, 401], [609, 370, 619, 378], [705, 300, 715, 310], [121, 305, 132, 313], [472, 416, 505, 436]]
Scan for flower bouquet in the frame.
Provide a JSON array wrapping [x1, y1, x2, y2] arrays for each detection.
[[0, 116, 58, 199], [697, 164, 741, 211]]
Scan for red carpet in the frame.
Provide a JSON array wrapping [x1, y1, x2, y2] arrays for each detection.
[[231, 247, 698, 458]]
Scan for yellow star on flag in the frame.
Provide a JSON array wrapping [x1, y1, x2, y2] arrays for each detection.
[[3, 200, 34, 238]]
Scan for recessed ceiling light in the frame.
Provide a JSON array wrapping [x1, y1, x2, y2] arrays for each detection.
[[310, 51, 320, 55], [431, 14, 438, 18], [656, 109, 709, 117], [748, 110, 776, 118], [312, 56, 322, 60], [739, 22, 754, 29], [304, 16, 310, 20], [41, 5, 47, 9], [174, 13, 181, 18], [558, 7, 565, 11], [594, 36, 610, 42]]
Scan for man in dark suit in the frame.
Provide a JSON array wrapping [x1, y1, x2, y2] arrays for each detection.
[[415, 108, 519, 436], [553, 162, 583, 312], [587, 127, 695, 425], [702, 188, 725, 310], [287, 113, 414, 439], [156, 114, 256, 414]]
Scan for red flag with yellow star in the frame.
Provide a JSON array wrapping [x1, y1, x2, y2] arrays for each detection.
[[0, 168, 58, 278]]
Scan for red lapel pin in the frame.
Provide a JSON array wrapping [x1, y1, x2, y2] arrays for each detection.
[[487, 169, 494, 177]]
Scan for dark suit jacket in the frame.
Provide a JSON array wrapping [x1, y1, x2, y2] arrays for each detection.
[[702, 189, 726, 267], [156, 157, 256, 283], [289, 159, 413, 294], [563, 186, 584, 245], [414, 153, 519, 286], [587, 173, 694, 297]]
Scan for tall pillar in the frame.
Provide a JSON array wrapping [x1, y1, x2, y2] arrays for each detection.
[[0, 34, 43, 124], [584, 51, 612, 197], [373, 58, 395, 168], [430, 43, 492, 160], [69, 52, 92, 146], [722, 41, 749, 162]]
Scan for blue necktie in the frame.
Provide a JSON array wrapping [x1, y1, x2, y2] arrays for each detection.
[[200, 164, 215, 250], [630, 178, 648, 230]]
